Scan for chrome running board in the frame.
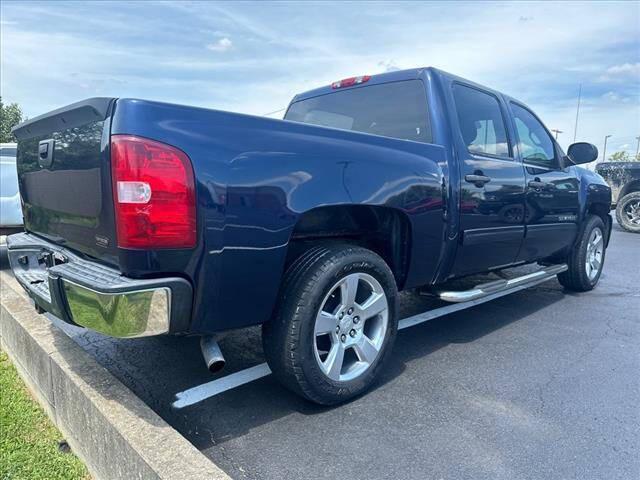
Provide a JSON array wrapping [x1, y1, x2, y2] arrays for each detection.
[[435, 264, 568, 303]]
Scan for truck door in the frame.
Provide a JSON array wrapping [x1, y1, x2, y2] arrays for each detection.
[[508, 102, 580, 262], [450, 83, 526, 276]]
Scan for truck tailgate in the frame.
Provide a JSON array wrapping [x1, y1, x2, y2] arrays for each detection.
[[12, 98, 119, 264]]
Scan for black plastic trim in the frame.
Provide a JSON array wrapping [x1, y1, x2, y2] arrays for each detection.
[[525, 223, 577, 235], [12, 98, 116, 140], [462, 226, 524, 246]]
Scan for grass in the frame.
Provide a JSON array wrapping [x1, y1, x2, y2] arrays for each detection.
[[0, 351, 89, 480]]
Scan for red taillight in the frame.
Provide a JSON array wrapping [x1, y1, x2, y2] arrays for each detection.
[[331, 75, 371, 89], [111, 135, 196, 249]]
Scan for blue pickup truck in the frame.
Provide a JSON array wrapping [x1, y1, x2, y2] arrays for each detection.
[[8, 67, 611, 404]]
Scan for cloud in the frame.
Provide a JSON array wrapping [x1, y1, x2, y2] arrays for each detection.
[[1, 0, 638, 159], [606, 63, 640, 75], [206, 37, 233, 52], [598, 62, 640, 82], [602, 91, 633, 103], [378, 60, 401, 72]]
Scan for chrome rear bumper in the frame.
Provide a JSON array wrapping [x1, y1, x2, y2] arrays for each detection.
[[6, 232, 192, 338]]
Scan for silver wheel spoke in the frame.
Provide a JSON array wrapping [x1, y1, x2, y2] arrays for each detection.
[[626, 201, 640, 224], [340, 275, 359, 308], [315, 311, 336, 336], [359, 292, 387, 320], [324, 343, 345, 380], [592, 257, 601, 270], [354, 336, 379, 364]]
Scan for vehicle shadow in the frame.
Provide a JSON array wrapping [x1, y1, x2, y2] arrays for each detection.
[[168, 284, 565, 451], [1, 246, 567, 453]]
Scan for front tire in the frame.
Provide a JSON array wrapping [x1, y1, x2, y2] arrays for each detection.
[[557, 215, 606, 292], [615, 191, 640, 233], [262, 244, 398, 405]]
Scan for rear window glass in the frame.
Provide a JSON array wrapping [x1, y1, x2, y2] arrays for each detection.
[[0, 147, 17, 157], [285, 80, 432, 143]]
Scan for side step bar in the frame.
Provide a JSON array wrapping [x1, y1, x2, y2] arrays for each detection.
[[435, 264, 568, 303]]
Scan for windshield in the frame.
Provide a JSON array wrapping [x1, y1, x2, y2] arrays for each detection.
[[285, 80, 432, 143]]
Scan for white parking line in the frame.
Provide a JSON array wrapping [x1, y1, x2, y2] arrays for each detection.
[[172, 363, 273, 409], [171, 275, 558, 409]]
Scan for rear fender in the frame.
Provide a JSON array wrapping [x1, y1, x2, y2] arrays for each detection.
[[197, 142, 446, 333]]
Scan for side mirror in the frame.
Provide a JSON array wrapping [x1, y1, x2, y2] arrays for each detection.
[[567, 142, 598, 165]]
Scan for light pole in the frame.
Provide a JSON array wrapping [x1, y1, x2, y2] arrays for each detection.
[[551, 129, 563, 140], [573, 84, 582, 142], [602, 135, 612, 162]]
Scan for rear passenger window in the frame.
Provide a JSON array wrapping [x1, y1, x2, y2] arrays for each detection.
[[511, 103, 557, 169], [452, 84, 510, 158]]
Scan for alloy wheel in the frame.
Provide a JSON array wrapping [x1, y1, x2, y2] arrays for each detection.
[[585, 227, 604, 281], [313, 272, 389, 382], [624, 199, 640, 226]]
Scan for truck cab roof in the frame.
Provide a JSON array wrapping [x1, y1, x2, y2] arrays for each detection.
[[292, 66, 513, 105], [292, 67, 428, 104]]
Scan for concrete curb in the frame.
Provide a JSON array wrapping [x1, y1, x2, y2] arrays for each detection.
[[0, 269, 231, 480]]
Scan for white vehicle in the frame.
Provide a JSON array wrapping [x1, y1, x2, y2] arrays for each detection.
[[1, 142, 23, 235]]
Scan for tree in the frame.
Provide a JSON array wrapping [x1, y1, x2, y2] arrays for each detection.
[[609, 151, 631, 162], [0, 97, 24, 143]]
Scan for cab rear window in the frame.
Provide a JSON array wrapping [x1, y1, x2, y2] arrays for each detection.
[[285, 80, 432, 143], [0, 147, 17, 157]]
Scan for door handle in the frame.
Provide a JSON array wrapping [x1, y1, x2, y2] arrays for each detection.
[[465, 174, 491, 187], [528, 179, 551, 190]]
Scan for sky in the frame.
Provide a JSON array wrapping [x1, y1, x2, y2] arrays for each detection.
[[1, 1, 639, 163]]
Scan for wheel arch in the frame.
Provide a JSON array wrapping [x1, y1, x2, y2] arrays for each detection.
[[586, 202, 612, 247], [619, 179, 640, 201], [285, 205, 412, 290]]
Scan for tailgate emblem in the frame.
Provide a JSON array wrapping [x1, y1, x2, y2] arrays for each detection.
[[95, 235, 110, 248], [38, 139, 55, 168]]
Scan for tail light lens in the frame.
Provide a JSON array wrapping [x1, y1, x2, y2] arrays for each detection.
[[111, 135, 196, 249], [331, 75, 371, 89]]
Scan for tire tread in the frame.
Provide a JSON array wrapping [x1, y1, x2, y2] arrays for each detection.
[[615, 191, 640, 233], [263, 244, 397, 404], [557, 215, 606, 292]]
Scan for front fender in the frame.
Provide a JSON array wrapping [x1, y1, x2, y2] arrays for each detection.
[[577, 167, 612, 245], [578, 168, 611, 216]]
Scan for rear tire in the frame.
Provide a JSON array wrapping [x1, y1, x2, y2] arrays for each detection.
[[262, 244, 398, 405], [557, 215, 606, 292], [615, 191, 640, 233]]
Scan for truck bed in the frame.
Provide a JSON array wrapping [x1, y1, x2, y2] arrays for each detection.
[[12, 97, 446, 333]]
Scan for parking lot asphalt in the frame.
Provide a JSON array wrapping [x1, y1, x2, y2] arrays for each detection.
[[1, 222, 638, 480]]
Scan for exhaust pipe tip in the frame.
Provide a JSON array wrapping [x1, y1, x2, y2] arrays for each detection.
[[207, 358, 226, 374], [200, 335, 226, 374]]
